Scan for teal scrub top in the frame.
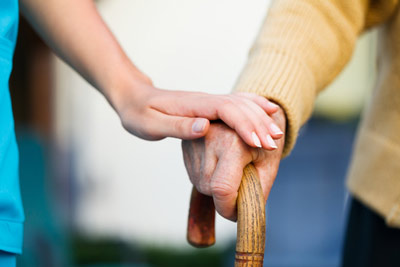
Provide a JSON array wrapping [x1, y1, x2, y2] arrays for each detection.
[[0, 0, 24, 254]]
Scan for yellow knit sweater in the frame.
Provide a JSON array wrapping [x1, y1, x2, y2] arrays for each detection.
[[234, 0, 400, 227]]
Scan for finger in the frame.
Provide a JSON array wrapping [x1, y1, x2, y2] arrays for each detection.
[[150, 112, 210, 140], [216, 101, 263, 148], [196, 147, 218, 196], [228, 99, 278, 150], [239, 97, 284, 140], [234, 92, 279, 114], [149, 91, 220, 119], [181, 138, 218, 196], [253, 161, 278, 203], [216, 96, 281, 149], [182, 140, 195, 183], [252, 137, 284, 203], [210, 153, 251, 221]]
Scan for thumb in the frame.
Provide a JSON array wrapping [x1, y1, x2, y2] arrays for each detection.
[[154, 114, 210, 140]]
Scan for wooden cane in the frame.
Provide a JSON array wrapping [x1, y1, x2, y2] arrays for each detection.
[[187, 186, 216, 247], [187, 164, 266, 266]]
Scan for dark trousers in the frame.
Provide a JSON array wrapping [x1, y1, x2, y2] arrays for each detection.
[[342, 198, 400, 267]]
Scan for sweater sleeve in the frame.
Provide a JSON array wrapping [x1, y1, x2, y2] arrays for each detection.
[[233, 0, 399, 157]]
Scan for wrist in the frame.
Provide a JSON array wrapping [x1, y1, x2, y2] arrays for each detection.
[[104, 59, 152, 114]]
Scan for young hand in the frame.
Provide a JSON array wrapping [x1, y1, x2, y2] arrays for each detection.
[[20, 0, 283, 148], [110, 75, 284, 148]]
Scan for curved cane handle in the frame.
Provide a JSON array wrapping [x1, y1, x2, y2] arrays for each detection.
[[187, 164, 266, 266]]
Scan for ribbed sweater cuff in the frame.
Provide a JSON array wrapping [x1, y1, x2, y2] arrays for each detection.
[[233, 50, 316, 157]]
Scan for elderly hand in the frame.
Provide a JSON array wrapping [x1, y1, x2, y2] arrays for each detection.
[[182, 106, 286, 221]]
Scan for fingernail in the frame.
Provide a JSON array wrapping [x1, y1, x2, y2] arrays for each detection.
[[192, 119, 207, 133], [266, 134, 278, 149], [270, 123, 283, 136], [252, 132, 262, 148], [268, 101, 279, 108]]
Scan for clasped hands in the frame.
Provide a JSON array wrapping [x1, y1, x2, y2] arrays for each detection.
[[111, 73, 286, 221], [20, 0, 286, 223], [182, 107, 285, 221]]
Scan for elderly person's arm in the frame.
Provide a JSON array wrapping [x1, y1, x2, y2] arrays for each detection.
[[183, 0, 398, 220]]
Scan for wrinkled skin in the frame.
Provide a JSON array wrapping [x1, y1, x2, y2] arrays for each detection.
[[182, 107, 286, 221]]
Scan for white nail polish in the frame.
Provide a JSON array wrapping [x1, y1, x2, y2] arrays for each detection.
[[252, 132, 262, 148], [266, 134, 278, 149], [270, 123, 283, 135], [268, 101, 279, 109]]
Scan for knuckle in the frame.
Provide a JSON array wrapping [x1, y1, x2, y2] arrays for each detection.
[[132, 121, 161, 140], [172, 119, 185, 133], [220, 97, 235, 108], [251, 147, 262, 162], [211, 179, 235, 199], [228, 131, 245, 149], [196, 181, 211, 196], [232, 92, 244, 98], [230, 134, 241, 148]]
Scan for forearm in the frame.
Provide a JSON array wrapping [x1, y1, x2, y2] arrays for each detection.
[[20, 0, 148, 108], [18, 0, 289, 144], [234, 0, 376, 156]]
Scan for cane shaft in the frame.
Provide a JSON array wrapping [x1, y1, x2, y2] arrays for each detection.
[[187, 164, 266, 267], [235, 164, 265, 266]]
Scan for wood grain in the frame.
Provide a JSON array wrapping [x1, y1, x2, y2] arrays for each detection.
[[186, 164, 266, 266], [235, 164, 265, 266]]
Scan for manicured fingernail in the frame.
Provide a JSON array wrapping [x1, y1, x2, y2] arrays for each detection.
[[192, 119, 207, 133], [266, 134, 278, 149], [270, 123, 283, 136], [252, 132, 262, 148], [268, 101, 279, 108]]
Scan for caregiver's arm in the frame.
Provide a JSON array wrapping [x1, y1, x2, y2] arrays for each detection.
[[20, 0, 283, 146]]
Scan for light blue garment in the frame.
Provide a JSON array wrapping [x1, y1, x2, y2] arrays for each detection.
[[0, 0, 24, 257], [0, 251, 16, 267]]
